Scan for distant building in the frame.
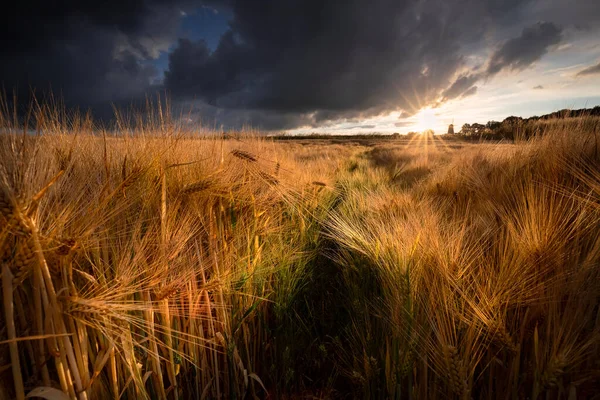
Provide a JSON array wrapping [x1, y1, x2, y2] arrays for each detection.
[[447, 124, 454, 134]]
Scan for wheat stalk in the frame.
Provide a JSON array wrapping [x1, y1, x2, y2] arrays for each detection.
[[258, 171, 279, 186], [181, 180, 213, 195], [2, 263, 25, 400], [231, 149, 258, 163]]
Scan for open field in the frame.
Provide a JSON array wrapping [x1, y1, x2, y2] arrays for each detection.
[[1, 110, 600, 399]]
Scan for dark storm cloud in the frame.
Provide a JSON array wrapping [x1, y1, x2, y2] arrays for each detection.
[[486, 22, 562, 75], [1, 0, 200, 116], [3, 0, 594, 130], [164, 0, 540, 128], [576, 62, 600, 77], [522, 1, 600, 34], [179, 100, 315, 131]]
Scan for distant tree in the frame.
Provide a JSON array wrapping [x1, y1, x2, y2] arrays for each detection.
[[392, 132, 400, 138], [447, 124, 454, 134], [457, 106, 600, 142], [503, 116, 523, 124], [495, 116, 524, 140], [486, 121, 501, 130], [461, 123, 472, 135], [471, 123, 485, 134]]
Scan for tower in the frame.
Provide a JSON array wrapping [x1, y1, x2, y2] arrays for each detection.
[[447, 123, 454, 135]]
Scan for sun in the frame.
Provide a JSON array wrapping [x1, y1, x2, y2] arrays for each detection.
[[414, 108, 438, 133]]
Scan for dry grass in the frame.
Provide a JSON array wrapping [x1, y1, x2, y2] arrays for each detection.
[[1, 100, 600, 399]]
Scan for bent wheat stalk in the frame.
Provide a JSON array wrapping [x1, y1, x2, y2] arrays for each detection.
[[2, 263, 25, 400]]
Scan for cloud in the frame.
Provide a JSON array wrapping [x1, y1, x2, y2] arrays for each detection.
[[441, 74, 481, 100], [347, 125, 377, 130], [4, 0, 596, 131], [440, 21, 561, 108], [461, 86, 478, 97], [486, 22, 562, 75], [533, 85, 544, 89], [522, 1, 600, 35], [0, 0, 194, 114], [164, 0, 542, 128], [177, 100, 317, 131], [166, 1, 459, 118], [576, 62, 600, 76]]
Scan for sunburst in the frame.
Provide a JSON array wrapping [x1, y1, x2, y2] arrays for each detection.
[[413, 107, 438, 133]]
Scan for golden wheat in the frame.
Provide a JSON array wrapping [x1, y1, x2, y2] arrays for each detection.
[[1, 102, 599, 399]]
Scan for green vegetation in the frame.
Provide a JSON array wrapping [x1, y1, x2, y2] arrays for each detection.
[[1, 100, 600, 399]]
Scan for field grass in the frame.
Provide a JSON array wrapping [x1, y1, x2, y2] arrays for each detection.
[[1, 103, 600, 399]]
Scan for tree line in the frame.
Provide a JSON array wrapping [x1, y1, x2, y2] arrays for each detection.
[[450, 106, 600, 140]]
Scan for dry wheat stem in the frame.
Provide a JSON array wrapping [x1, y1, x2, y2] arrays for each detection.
[[2, 263, 25, 400]]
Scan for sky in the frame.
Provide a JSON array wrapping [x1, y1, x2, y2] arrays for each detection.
[[2, 0, 600, 134]]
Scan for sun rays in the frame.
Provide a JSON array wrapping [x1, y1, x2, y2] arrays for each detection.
[[413, 107, 439, 132]]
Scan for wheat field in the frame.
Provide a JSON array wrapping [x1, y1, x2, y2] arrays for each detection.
[[1, 102, 600, 399]]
